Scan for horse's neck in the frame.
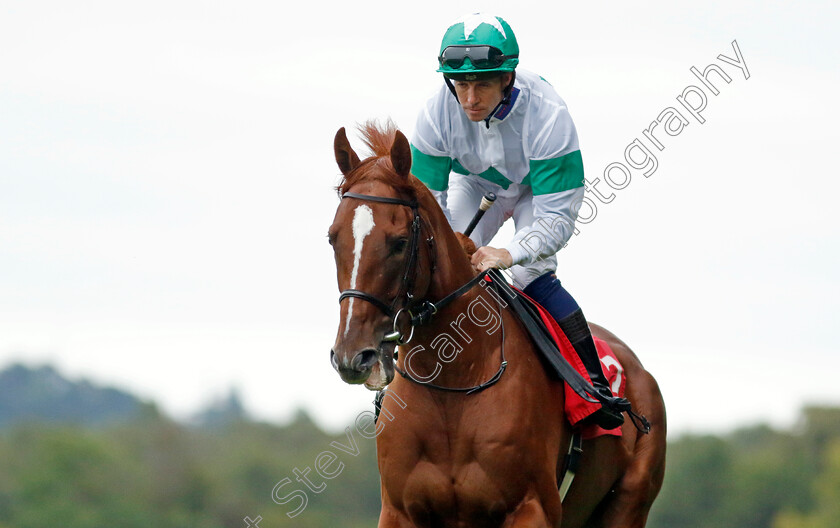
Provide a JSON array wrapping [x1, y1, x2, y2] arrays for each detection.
[[418, 190, 475, 298], [409, 196, 504, 387]]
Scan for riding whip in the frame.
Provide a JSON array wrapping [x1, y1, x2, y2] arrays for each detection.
[[462, 192, 497, 237]]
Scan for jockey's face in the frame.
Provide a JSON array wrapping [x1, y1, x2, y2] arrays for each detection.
[[453, 73, 512, 122]]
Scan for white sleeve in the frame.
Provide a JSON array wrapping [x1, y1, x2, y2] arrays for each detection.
[[504, 80, 584, 266], [411, 86, 455, 222], [506, 187, 582, 266]]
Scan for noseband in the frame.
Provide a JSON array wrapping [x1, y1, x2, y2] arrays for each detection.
[[337, 190, 510, 394], [337, 192, 436, 344]]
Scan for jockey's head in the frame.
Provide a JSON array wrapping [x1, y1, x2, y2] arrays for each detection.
[[437, 13, 519, 122]]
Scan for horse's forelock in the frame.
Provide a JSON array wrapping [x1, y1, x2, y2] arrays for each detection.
[[359, 120, 398, 158]]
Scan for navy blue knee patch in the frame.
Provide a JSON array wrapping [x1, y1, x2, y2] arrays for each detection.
[[522, 272, 581, 322]]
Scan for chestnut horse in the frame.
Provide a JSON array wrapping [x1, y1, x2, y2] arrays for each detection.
[[328, 122, 666, 528]]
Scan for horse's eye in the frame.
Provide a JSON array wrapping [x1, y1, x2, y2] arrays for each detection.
[[391, 238, 408, 255]]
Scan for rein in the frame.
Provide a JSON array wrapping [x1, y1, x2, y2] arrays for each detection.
[[337, 191, 509, 394], [395, 283, 508, 395]]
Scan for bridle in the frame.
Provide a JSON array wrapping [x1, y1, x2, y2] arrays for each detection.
[[336, 189, 497, 345], [336, 190, 508, 394], [335, 192, 646, 423], [337, 191, 436, 345]]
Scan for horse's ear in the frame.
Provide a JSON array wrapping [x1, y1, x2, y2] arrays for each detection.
[[390, 130, 412, 178], [334, 127, 361, 176]]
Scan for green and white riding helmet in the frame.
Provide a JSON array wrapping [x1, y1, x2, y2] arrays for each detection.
[[437, 13, 519, 105], [437, 13, 519, 82]]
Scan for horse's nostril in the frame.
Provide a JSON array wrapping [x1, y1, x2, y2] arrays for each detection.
[[352, 348, 379, 371], [330, 349, 339, 370]]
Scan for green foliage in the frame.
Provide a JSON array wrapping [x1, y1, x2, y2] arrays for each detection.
[[0, 426, 160, 527], [0, 409, 382, 528], [648, 407, 840, 528], [773, 438, 840, 528], [0, 398, 838, 527], [648, 434, 735, 527]]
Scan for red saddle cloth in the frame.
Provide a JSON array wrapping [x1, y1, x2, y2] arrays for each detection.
[[517, 290, 626, 440]]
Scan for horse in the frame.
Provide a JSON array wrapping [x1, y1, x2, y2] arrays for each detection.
[[328, 122, 666, 528]]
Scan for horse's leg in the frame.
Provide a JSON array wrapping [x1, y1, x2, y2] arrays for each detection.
[[587, 325, 668, 528], [592, 409, 666, 527], [377, 485, 414, 528], [557, 435, 626, 528], [378, 504, 415, 528], [503, 498, 553, 528]]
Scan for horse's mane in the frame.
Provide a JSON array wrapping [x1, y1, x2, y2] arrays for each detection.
[[337, 120, 426, 199]]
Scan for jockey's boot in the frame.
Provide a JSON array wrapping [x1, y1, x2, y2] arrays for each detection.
[[556, 309, 630, 430]]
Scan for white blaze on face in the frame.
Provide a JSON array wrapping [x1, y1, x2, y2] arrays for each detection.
[[345, 204, 375, 336]]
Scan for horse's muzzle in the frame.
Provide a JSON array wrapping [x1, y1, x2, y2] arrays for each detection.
[[331, 347, 379, 384]]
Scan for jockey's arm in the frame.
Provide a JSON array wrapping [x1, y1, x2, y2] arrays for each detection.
[[504, 185, 583, 267], [471, 185, 582, 272]]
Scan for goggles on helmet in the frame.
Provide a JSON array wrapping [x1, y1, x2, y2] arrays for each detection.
[[438, 45, 518, 70]]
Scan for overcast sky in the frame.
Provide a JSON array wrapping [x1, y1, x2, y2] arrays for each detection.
[[1, 0, 838, 436]]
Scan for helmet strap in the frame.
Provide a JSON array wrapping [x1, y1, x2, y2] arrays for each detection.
[[501, 71, 516, 105], [444, 76, 459, 102], [443, 71, 517, 128], [483, 72, 517, 128]]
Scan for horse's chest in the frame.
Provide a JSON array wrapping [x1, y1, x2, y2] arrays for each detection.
[[398, 461, 511, 525], [381, 423, 540, 524]]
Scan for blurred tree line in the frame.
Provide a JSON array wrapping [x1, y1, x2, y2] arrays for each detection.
[[648, 406, 840, 528], [0, 407, 381, 528], [0, 402, 838, 527]]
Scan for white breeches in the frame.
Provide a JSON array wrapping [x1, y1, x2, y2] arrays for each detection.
[[447, 174, 556, 289]]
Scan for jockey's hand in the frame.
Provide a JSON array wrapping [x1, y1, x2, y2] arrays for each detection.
[[471, 246, 513, 273]]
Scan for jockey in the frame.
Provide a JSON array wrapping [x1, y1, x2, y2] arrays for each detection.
[[410, 13, 628, 430]]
